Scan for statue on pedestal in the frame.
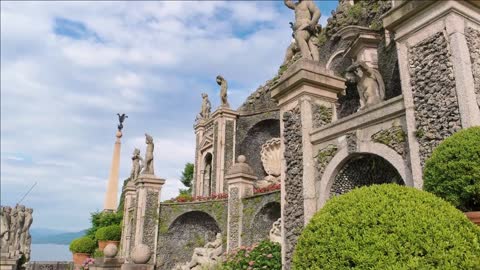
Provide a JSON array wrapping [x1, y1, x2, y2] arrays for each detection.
[[117, 113, 128, 131], [196, 93, 211, 123], [142, 133, 155, 175], [216, 75, 229, 108], [130, 148, 144, 181], [284, 0, 321, 61], [0, 206, 11, 255], [346, 61, 385, 110]]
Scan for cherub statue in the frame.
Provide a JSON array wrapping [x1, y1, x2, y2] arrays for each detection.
[[284, 0, 321, 61], [142, 133, 155, 175], [216, 75, 229, 108], [130, 148, 144, 181], [345, 61, 385, 110], [117, 113, 128, 131]]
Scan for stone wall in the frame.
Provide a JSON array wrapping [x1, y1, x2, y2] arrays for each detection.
[[408, 32, 462, 165], [311, 103, 333, 129], [331, 154, 404, 196], [156, 200, 228, 269], [371, 125, 407, 157], [466, 27, 480, 109], [224, 120, 235, 191], [212, 123, 218, 194], [143, 190, 159, 256], [27, 262, 73, 270], [241, 191, 281, 246], [282, 106, 304, 269], [236, 114, 280, 180], [227, 187, 240, 251]]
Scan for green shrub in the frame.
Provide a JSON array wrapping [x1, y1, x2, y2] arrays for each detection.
[[95, 224, 122, 241], [424, 126, 480, 211], [292, 184, 480, 270], [86, 211, 123, 239], [69, 237, 96, 254], [221, 240, 281, 270], [93, 248, 104, 258]]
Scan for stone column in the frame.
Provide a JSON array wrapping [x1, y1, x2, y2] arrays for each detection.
[[193, 122, 206, 197], [225, 156, 256, 252], [271, 59, 345, 270], [133, 174, 165, 265], [120, 181, 136, 260], [211, 108, 238, 194], [103, 130, 123, 211], [383, 0, 480, 187]]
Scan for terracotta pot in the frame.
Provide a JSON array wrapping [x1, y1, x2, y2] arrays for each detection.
[[98, 240, 108, 251], [73, 253, 90, 266], [465, 211, 480, 226]]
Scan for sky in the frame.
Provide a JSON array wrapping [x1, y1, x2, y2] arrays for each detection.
[[1, 1, 338, 232]]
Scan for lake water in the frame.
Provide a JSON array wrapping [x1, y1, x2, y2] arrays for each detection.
[[30, 244, 72, 261]]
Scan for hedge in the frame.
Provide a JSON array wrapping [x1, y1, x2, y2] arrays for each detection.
[[424, 126, 480, 211], [69, 236, 97, 254], [292, 184, 480, 269], [95, 224, 122, 241]]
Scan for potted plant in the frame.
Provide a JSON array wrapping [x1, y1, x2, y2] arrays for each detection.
[[423, 127, 480, 225], [95, 224, 122, 251], [69, 236, 96, 266]]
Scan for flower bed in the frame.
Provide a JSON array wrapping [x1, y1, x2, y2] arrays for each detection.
[[221, 240, 281, 270], [165, 193, 228, 203], [254, 184, 281, 194]]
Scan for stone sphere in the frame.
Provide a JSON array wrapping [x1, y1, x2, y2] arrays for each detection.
[[131, 244, 151, 264], [237, 155, 246, 163], [103, 244, 118, 258]]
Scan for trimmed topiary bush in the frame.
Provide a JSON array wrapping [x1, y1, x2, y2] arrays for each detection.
[[222, 240, 281, 270], [95, 224, 122, 241], [292, 184, 480, 269], [69, 236, 97, 254], [424, 126, 480, 211]]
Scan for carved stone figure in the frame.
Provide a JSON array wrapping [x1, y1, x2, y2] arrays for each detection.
[[346, 61, 385, 110], [15, 205, 25, 254], [256, 138, 282, 189], [269, 218, 282, 244], [282, 38, 300, 67], [130, 148, 144, 181], [117, 113, 128, 131], [284, 0, 321, 61], [0, 206, 10, 254], [174, 233, 223, 270], [216, 75, 229, 108], [142, 134, 155, 175], [22, 208, 32, 259], [197, 93, 211, 121]]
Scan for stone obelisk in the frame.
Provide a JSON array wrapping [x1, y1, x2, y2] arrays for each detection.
[[103, 113, 128, 212]]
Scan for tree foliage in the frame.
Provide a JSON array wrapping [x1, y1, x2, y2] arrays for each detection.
[[293, 184, 480, 270], [69, 236, 97, 254], [180, 162, 194, 188], [424, 126, 480, 211], [85, 211, 123, 239]]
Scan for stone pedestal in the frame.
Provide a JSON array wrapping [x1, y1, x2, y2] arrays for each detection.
[[383, 0, 480, 187], [91, 258, 124, 270], [271, 59, 345, 269], [120, 181, 137, 259], [133, 174, 165, 265], [344, 31, 382, 69], [120, 264, 154, 270], [225, 156, 256, 252], [0, 256, 20, 270], [104, 131, 123, 211]]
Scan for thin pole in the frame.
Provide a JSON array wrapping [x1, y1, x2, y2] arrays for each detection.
[[17, 182, 37, 204]]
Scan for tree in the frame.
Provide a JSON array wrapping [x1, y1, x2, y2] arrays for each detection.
[[180, 162, 194, 188]]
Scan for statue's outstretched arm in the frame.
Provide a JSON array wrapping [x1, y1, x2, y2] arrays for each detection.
[[308, 1, 321, 26], [284, 0, 295, 10]]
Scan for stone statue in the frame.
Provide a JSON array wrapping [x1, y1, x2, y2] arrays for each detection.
[[216, 75, 229, 108], [117, 113, 128, 131], [142, 133, 155, 175], [22, 208, 32, 260], [9, 206, 18, 256], [197, 93, 211, 122], [0, 206, 10, 255], [174, 233, 223, 270], [282, 38, 300, 67], [130, 148, 144, 181], [15, 205, 25, 254], [269, 218, 282, 244], [284, 0, 321, 61], [346, 61, 385, 110]]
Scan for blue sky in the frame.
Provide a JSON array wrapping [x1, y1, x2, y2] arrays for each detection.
[[1, 1, 338, 231]]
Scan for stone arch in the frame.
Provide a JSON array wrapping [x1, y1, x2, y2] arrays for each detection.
[[237, 119, 280, 179], [318, 143, 410, 207], [250, 201, 281, 244], [160, 211, 221, 270]]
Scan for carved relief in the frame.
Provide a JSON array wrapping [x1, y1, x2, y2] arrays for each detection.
[[256, 138, 282, 189]]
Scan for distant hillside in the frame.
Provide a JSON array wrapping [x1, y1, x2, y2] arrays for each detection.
[[31, 229, 86, 245]]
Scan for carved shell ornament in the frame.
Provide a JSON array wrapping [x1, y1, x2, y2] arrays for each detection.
[[261, 138, 281, 177]]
